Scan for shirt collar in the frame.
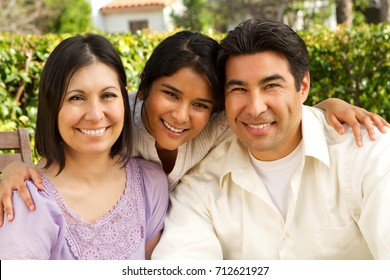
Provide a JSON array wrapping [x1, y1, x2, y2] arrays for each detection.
[[220, 136, 266, 196], [301, 106, 330, 167]]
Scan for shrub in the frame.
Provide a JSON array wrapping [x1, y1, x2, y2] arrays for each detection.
[[299, 23, 390, 117]]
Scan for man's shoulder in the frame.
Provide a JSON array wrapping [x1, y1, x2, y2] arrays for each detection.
[[304, 105, 390, 155], [181, 135, 237, 183], [196, 135, 236, 166]]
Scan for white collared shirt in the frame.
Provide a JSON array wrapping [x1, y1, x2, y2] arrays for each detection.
[[153, 106, 390, 259]]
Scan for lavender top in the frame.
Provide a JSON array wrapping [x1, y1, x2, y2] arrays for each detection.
[[0, 158, 169, 260]]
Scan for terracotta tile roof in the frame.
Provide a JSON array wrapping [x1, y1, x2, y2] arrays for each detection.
[[100, 0, 172, 13]]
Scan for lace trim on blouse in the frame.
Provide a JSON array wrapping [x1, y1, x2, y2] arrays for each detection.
[[42, 159, 145, 259]]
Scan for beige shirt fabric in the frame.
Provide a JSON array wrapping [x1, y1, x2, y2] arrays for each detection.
[[129, 92, 232, 191], [153, 106, 390, 260]]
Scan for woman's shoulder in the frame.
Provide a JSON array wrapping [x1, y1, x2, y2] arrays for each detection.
[[26, 180, 54, 205], [128, 158, 168, 195], [0, 181, 66, 259], [130, 158, 166, 180]]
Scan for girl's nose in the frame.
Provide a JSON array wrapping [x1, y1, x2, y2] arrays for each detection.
[[171, 103, 190, 123]]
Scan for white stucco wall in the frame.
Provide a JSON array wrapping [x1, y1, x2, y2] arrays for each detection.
[[89, 0, 183, 33], [89, 0, 112, 31], [103, 8, 167, 33]]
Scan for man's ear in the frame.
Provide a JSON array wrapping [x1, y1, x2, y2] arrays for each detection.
[[300, 71, 310, 103]]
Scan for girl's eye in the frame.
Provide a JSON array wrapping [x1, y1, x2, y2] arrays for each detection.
[[164, 91, 178, 100], [193, 103, 209, 110]]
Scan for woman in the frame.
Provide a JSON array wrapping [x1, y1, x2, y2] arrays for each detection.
[[0, 34, 169, 259], [0, 31, 389, 225]]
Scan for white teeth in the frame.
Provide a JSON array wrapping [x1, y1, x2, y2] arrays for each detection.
[[247, 123, 271, 129], [80, 128, 106, 135], [163, 120, 185, 133]]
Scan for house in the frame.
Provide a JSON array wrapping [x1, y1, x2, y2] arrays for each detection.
[[89, 0, 184, 33]]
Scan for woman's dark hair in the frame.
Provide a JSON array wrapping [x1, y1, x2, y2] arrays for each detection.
[[218, 19, 310, 92], [137, 30, 224, 112], [35, 34, 133, 173]]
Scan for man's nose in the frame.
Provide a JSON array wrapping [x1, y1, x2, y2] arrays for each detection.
[[246, 92, 268, 117]]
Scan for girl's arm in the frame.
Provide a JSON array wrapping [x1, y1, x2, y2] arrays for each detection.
[[315, 98, 389, 147], [0, 161, 43, 227]]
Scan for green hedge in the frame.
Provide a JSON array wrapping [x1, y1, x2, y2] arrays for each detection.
[[0, 24, 389, 160], [300, 23, 390, 117]]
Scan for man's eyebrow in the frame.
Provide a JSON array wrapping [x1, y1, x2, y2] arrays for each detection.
[[259, 74, 286, 85], [225, 79, 247, 88], [226, 74, 286, 88]]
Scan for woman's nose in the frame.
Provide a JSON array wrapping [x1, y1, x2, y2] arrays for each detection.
[[84, 99, 104, 121]]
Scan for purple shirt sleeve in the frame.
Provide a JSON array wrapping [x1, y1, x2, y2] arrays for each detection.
[[138, 159, 169, 242], [0, 181, 67, 259]]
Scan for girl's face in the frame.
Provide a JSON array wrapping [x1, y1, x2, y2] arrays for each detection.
[[141, 67, 214, 151], [58, 62, 125, 158]]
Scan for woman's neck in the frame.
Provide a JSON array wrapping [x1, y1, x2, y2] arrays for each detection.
[[41, 154, 126, 224], [42, 153, 121, 184]]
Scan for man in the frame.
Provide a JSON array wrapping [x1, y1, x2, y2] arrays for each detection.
[[152, 19, 390, 259]]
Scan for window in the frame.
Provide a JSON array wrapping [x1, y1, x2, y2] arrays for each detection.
[[129, 20, 148, 33]]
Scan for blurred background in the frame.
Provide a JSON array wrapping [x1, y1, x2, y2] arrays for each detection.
[[0, 0, 389, 34]]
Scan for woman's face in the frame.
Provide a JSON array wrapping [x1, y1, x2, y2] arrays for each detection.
[[141, 67, 214, 151], [58, 62, 125, 158]]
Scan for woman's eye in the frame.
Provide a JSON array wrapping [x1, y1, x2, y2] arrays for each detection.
[[102, 92, 118, 99], [68, 95, 84, 101]]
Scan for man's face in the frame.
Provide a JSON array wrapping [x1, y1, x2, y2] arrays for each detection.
[[224, 51, 310, 161]]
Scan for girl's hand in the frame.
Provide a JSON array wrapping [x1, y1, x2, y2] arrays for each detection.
[[315, 98, 389, 147], [0, 161, 43, 227]]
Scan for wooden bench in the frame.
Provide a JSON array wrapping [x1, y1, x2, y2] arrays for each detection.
[[0, 128, 33, 173]]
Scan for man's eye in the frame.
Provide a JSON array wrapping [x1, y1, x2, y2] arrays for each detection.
[[265, 84, 278, 89], [229, 87, 246, 93]]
